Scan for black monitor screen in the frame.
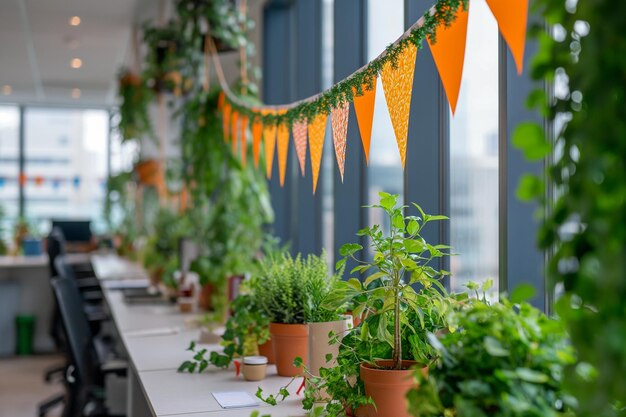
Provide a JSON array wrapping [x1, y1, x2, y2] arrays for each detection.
[[51, 220, 92, 243]]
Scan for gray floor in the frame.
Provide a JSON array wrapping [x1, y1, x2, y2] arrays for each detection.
[[0, 354, 65, 417]]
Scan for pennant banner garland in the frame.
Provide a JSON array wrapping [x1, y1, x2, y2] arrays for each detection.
[[212, 0, 528, 193]]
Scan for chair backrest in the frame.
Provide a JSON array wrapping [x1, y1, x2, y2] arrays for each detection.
[[47, 227, 67, 277], [50, 276, 100, 386], [54, 255, 75, 281]]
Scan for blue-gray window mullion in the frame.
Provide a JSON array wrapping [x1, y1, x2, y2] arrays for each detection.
[[403, 0, 450, 282], [291, 0, 323, 256], [500, 33, 546, 310], [263, 1, 294, 245], [333, 0, 368, 274]]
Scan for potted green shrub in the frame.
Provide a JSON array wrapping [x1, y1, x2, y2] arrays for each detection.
[[323, 192, 453, 417], [408, 285, 576, 417]]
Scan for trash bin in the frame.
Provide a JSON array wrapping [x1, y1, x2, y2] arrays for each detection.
[[15, 315, 36, 355]]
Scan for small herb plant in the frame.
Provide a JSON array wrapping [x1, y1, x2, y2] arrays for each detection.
[[325, 192, 452, 370], [408, 286, 577, 417]]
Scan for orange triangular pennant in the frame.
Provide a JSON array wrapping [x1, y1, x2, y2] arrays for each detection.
[[292, 119, 308, 176], [222, 103, 231, 143], [263, 111, 278, 180], [230, 111, 239, 154], [485, 0, 527, 74], [277, 119, 290, 187], [240, 115, 248, 167], [217, 91, 225, 111], [308, 112, 327, 194], [352, 80, 376, 164], [252, 116, 263, 168], [331, 102, 350, 181], [427, 5, 469, 114], [380, 43, 418, 168]]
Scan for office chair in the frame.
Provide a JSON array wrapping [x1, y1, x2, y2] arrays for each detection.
[[51, 276, 126, 417]]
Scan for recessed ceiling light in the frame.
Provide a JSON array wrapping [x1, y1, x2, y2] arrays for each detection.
[[69, 16, 81, 26], [2, 85, 12, 95], [71, 88, 81, 99], [70, 58, 82, 69]]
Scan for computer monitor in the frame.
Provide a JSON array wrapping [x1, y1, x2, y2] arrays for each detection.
[[50, 220, 92, 243]]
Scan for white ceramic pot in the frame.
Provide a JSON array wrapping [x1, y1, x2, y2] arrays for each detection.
[[308, 316, 353, 377]]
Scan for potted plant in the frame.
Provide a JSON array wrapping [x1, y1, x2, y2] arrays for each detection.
[[408, 285, 576, 417], [323, 192, 453, 417], [117, 69, 154, 143]]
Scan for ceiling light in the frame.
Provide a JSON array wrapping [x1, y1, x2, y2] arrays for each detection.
[[2, 85, 12, 95], [71, 88, 81, 99], [70, 58, 82, 69], [69, 16, 81, 26]]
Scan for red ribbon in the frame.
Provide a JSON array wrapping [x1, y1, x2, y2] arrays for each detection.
[[233, 360, 241, 377]]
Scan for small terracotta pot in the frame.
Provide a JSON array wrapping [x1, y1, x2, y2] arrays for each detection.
[[198, 283, 215, 311], [269, 323, 309, 377], [135, 159, 161, 185], [258, 338, 275, 364], [359, 360, 425, 417]]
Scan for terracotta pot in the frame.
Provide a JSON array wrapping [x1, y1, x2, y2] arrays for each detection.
[[269, 323, 309, 377], [198, 282, 215, 311], [308, 318, 352, 377], [359, 360, 425, 417], [258, 338, 275, 364], [134, 159, 161, 185], [348, 311, 362, 328]]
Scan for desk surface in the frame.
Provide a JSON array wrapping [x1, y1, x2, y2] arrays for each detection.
[[96, 255, 305, 417], [0, 255, 48, 269]]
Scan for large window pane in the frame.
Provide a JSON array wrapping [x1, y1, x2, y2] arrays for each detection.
[[367, 0, 404, 231], [24, 108, 109, 234], [449, 0, 499, 295], [0, 106, 20, 242]]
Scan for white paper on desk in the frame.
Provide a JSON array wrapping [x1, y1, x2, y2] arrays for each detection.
[[212, 391, 259, 409], [124, 326, 180, 337], [102, 278, 150, 289]]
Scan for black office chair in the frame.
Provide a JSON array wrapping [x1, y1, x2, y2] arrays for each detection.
[[51, 276, 126, 417]]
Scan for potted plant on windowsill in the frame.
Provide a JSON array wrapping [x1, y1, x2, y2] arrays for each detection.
[[323, 192, 454, 417]]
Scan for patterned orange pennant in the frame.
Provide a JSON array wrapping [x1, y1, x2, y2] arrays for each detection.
[[277, 119, 290, 187], [331, 102, 350, 182], [428, 5, 469, 114], [222, 103, 231, 143], [240, 115, 248, 167], [263, 111, 278, 179], [231, 111, 239, 155], [292, 119, 308, 176], [353, 80, 376, 164], [308, 112, 327, 194], [485, 0, 527, 74], [252, 116, 263, 168], [381, 43, 418, 168]]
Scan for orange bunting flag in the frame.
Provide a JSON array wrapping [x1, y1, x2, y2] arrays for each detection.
[[331, 102, 350, 182], [217, 91, 225, 111], [252, 118, 263, 168], [276, 120, 290, 187], [240, 115, 248, 167], [263, 112, 278, 180], [353, 80, 376, 165], [222, 103, 231, 143], [485, 0, 528, 74], [308, 113, 327, 194], [427, 4, 469, 114], [34, 176, 44, 186], [292, 119, 308, 176], [231, 111, 239, 154], [381, 43, 418, 168]]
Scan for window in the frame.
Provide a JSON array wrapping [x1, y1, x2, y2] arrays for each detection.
[[23, 108, 110, 233], [367, 0, 405, 232], [448, 0, 499, 295], [0, 106, 20, 240]]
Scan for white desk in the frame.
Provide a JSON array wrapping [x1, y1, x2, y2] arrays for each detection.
[[96, 255, 305, 417]]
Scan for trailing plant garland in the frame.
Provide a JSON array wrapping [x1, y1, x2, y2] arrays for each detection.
[[220, 0, 468, 127]]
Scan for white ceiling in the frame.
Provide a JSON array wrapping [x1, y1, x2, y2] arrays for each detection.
[[0, 0, 157, 108]]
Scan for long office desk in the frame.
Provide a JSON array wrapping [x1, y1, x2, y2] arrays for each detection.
[[91, 254, 305, 417]]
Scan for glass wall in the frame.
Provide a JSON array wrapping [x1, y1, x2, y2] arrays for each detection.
[[448, 0, 499, 295], [0, 106, 20, 241], [366, 0, 404, 233]]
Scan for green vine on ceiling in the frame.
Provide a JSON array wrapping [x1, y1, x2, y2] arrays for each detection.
[[221, 0, 468, 128]]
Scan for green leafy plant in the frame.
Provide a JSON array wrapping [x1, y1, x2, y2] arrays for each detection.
[[252, 251, 342, 325], [408, 286, 577, 417], [117, 70, 154, 142], [512, 1, 626, 415], [325, 192, 452, 370]]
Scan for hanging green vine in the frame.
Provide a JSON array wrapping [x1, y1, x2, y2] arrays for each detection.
[[222, 0, 467, 128], [513, 1, 626, 416]]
